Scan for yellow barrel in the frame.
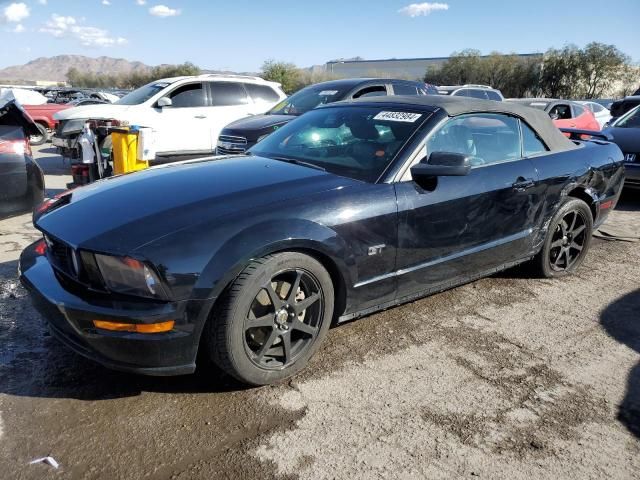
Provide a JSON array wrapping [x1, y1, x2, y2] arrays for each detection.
[[111, 128, 149, 175]]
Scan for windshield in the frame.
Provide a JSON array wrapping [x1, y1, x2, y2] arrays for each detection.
[[115, 81, 172, 106], [268, 84, 351, 116], [613, 105, 640, 128], [250, 106, 427, 182]]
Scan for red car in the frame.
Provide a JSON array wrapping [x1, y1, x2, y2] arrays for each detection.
[[507, 99, 601, 131], [23, 103, 71, 146]]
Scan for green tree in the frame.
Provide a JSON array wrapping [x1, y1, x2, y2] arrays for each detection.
[[577, 42, 630, 98], [424, 50, 543, 98], [616, 65, 640, 98], [261, 60, 301, 94], [66, 62, 202, 89]]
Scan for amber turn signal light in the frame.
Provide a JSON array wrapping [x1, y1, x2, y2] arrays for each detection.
[[93, 320, 175, 333]]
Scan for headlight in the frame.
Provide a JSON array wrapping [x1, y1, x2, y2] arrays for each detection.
[[94, 254, 169, 300]]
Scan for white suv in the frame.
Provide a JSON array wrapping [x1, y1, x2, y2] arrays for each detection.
[[53, 74, 286, 156]]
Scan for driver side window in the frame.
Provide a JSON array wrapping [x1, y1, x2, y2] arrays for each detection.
[[167, 82, 206, 108], [549, 104, 572, 120], [426, 113, 521, 168]]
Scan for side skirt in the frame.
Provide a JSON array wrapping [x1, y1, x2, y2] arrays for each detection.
[[337, 256, 534, 324]]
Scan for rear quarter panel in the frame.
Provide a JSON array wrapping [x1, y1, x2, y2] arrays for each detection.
[[529, 141, 624, 243]]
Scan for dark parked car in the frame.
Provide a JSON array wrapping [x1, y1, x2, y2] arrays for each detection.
[[216, 78, 430, 155], [610, 96, 640, 121], [437, 84, 504, 101], [603, 105, 640, 189], [0, 98, 45, 220], [20, 96, 624, 385]]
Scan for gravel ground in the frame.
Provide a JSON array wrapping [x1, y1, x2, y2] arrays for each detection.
[[0, 145, 639, 479]]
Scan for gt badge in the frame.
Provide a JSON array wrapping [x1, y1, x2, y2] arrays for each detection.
[[368, 244, 386, 256]]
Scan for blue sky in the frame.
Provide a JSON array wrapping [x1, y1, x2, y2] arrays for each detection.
[[1, 0, 639, 72]]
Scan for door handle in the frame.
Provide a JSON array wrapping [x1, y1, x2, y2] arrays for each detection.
[[569, 123, 576, 127], [512, 178, 535, 191], [194, 115, 207, 119]]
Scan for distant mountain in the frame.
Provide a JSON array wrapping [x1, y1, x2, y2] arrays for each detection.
[[0, 55, 152, 83]]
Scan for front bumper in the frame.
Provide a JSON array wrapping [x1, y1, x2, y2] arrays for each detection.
[[624, 163, 640, 189], [19, 241, 210, 376]]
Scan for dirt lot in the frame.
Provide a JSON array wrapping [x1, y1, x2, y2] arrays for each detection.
[[1, 146, 639, 479]]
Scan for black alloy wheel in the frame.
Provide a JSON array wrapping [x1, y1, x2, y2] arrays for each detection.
[[207, 252, 334, 385], [244, 269, 324, 369], [531, 197, 593, 278], [548, 210, 588, 272]]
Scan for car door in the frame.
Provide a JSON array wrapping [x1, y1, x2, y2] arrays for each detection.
[[206, 81, 253, 148], [572, 103, 600, 130], [394, 113, 541, 298], [243, 82, 282, 114], [151, 81, 212, 154]]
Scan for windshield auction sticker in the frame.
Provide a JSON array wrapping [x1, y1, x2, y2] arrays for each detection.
[[373, 111, 422, 123]]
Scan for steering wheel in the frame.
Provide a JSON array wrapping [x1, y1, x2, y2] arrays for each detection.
[[305, 138, 336, 157]]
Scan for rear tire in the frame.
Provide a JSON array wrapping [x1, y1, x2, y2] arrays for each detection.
[[205, 252, 334, 386], [29, 123, 48, 146], [530, 197, 593, 278]]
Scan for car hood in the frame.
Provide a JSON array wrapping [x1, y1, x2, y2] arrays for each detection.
[[603, 127, 640, 153], [53, 104, 131, 121], [224, 114, 293, 131], [35, 155, 355, 253]]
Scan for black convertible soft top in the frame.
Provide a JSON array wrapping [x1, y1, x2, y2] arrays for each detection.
[[338, 95, 578, 152]]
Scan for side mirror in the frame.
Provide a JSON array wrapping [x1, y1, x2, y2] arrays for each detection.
[[157, 97, 172, 108], [549, 112, 560, 120], [410, 151, 471, 181]]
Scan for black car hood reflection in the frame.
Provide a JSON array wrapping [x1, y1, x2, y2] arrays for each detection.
[[222, 114, 294, 141], [35, 155, 355, 253], [225, 114, 293, 130]]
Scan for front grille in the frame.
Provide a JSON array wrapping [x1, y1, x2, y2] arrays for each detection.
[[44, 236, 106, 293], [217, 135, 248, 155], [219, 135, 248, 144], [217, 145, 246, 155], [623, 152, 638, 164], [46, 236, 75, 277]]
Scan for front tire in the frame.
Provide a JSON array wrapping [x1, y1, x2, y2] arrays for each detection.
[[206, 252, 334, 386], [531, 197, 593, 278]]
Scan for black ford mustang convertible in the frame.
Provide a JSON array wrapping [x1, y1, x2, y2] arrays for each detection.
[[20, 97, 624, 385]]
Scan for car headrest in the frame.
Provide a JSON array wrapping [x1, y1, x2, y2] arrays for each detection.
[[348, 121, 380, 141]]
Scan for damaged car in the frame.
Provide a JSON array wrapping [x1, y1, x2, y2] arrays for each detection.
[[0, 97, 45, 219], [20, 96, 624, 385]]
